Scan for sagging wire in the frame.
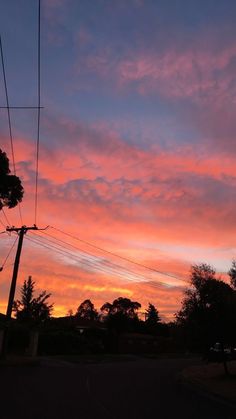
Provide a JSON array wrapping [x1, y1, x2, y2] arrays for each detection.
[[0, 235, 18, 272]]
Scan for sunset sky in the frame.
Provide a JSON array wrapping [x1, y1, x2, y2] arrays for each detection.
[[1, 0, 236, 320]]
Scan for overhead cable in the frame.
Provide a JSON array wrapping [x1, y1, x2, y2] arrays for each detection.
[[50, 226, 187, 283], [0, 216, 6, 229], [0, 36, 16, 173], [28, 232, 155, 284], [31, 231, 173, 284], [0, 36, 23, 225], [26, 234, 147, 284], [1, 208, 11, 226], [34, 0, 41, 225], [0, 235, 18, 271], [39, 230, 173, 285], [27, 233, 178, 289]]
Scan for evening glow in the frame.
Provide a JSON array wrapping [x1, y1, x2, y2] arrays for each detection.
[[1, 0, 236, 320]]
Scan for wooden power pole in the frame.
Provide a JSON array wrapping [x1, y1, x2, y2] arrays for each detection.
[[0, 225, 39, 357], [5, 225, 38, 320]]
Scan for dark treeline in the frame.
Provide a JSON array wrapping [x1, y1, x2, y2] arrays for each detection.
[[176, 262, 236, 353], [12, 276, 163, 333], [2, 260, 236, 357], [2, 276, 168, 355]]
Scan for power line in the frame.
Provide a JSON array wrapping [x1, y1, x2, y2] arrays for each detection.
[[35, 231, 172, 285], [26, 234, 147, 284], [0, 213, 8, 228], [0, 236, 18, 270], [34, 0, 41, 225], [0, 35, 16, 174], [1, 208, 11, 226], [3, 262, 14, 269], [50, 226, 187, 283], [28, 233, 151, 284], [0, 215, 6, 229], [39, 230, 166, 282], [0, 36, 23, 225], [27, 232, 178, 289], [18, 204, 23, 225]]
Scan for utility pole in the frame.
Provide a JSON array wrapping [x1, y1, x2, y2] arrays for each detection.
[[5, 225, 38, 320], [0, 225, 39, 358]]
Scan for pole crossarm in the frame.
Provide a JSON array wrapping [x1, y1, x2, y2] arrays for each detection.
[[6, 225, 38, 233], [6, 225, 48, 233], [0, 106, 44, 109]]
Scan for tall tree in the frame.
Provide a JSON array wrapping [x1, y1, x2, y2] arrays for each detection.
[[228, 260, 236, 289], [101, 297, 141, 318], [101, 297, 141, 333], [0, 149, 24, 210], [176, 263, 236, 350], [76, 299, 98, 321], [145, 303, 160, 325], [13, 276, 53, 323]]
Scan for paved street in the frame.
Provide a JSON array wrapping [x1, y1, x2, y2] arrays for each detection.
[[0, 357, 235, 419]]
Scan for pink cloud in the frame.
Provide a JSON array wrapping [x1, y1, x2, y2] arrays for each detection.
[[117, 45, 236, 102], [2, 116, 236, 244], [74, 34, 236, 105], [2, 114, 236, 319]]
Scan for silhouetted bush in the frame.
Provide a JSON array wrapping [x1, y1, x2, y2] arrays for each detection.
[[38, 328, 106, 355], [7, 324, 29, 355]]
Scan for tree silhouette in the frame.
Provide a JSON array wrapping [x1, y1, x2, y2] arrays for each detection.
[[228, 260, 236, 289], [0, 149, 24, 210], [101, 297, 141, 333], [101, 297, 141, 318], [13, 276, 53, 323], [76, 299, 98, 321], [176, 263, 236, 351], [145, 303, 160, 325]]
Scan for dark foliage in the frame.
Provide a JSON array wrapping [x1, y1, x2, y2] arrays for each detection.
[[75, 299, 98, 321], [13, 276, 53, 324], [145, 303, 161, 335], [101, 297, 141, 318], [228, 260, 236, 289], [145, 303, 160, 325], [101, 297, 141, 334], [7, 323, 29, 355], [38, 326, 106, 355], [0, 149, 24, 210], [176, 264, 236, 351]]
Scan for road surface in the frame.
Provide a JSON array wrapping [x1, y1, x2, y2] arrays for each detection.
[[0, 356, 235, 419]]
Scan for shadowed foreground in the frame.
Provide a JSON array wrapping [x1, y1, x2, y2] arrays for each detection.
[[0, 357, 235, 419]]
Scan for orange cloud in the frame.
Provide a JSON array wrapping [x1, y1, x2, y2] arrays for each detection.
[[1, 113, 236, 320]]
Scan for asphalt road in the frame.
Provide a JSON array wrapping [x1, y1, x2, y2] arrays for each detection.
[[0, 357, 235, 419]]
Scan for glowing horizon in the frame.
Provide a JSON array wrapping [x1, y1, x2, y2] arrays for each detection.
[[1, 0, 236, 321]]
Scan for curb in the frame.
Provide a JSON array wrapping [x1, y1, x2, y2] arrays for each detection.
[[0, 356, 41, 367], [178, 371, 236, 411]]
